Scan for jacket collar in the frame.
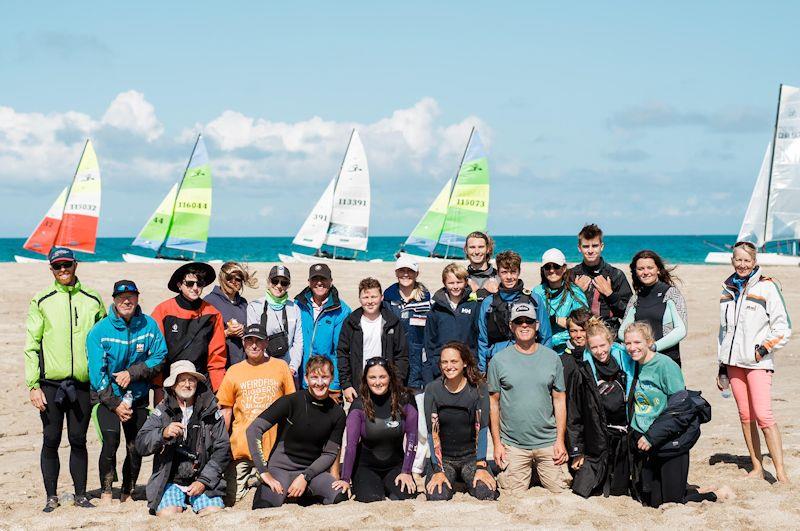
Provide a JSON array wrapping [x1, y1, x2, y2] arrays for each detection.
[[297, 285, 342, 312], [175, 293, 204, 311], [467, 263, 496, 278], [347, 306, 398, 329], [108, 304, 144, 330], [209, 285, 243, 306], [53, 279, 82, 294], [723, 266, 762, 294], [432, 287, 471, 312], [382, 282, 430, 303], [164, 384, 217, 419]]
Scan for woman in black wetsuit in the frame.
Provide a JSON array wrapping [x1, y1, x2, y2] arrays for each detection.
[[333, 357, 418, 502]]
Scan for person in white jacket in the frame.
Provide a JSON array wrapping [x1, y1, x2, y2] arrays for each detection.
[[247, 265, 303, 380], [717, 241, 791, 483]]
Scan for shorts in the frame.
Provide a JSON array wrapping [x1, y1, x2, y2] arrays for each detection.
[[157, 483, 225, 513]]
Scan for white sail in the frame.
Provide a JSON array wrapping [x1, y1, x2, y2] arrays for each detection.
[[324, 129, 370, 251], [738, 142, 772, 247], [766, 85, 800, 243], [293, 178, 335, 249]]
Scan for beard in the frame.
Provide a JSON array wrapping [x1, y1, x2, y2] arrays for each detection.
[[174, 387, 196, 401]]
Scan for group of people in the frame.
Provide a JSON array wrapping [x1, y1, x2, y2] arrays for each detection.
[[24, 225, 791, 517]]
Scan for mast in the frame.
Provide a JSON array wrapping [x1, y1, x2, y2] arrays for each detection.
[[762, 85, 782, 250], [439, 126, 475, 258], [324, 128, 356, 255], [158, 133, 202, 257]]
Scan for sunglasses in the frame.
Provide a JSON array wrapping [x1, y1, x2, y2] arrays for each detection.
[[513, 317, 537, 326], [182, 280, 205, 288], [543, 263, 563, 272], [365, 357, 389, 368], [51, 261, 75, 270], [271, 278, 290, 287], [228, 276, 244, 284]]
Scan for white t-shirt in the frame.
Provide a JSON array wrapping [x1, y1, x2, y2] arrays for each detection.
[[361, 314, 383, 367]]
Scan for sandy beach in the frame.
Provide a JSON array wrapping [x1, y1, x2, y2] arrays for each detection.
[[1, 261, 798, 529]]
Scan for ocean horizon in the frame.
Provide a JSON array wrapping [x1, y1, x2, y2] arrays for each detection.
[[3, 234, 736, 265]]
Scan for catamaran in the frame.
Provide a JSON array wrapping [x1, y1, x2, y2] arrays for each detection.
[[15, 140, 102, 263], [279, 129, 373, 263], [706, 84, 800, 266], [123, 134, 215, 263], [396, 127, 490, 262]]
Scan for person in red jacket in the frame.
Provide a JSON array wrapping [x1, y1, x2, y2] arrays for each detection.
[[151, 262, 227, 402]]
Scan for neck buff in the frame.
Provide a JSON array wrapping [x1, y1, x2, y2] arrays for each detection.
[[731, 269, 757, 300], [265, 290, 288, 311]]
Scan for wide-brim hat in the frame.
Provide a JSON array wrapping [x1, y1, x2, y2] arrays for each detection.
[[168, 262, 216, 293], [163, 360, 207, 387]]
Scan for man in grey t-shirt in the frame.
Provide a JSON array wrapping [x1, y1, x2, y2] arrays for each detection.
[[488, 303, 570, 493]]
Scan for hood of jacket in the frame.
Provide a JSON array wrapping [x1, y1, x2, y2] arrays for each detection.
[[431, 287, 473, 313]]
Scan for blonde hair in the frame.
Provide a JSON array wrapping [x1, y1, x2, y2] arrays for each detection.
[[585, 316, 613, 343], [219, 261, 258, 291], [624, 321, 655, 345], [442, 262, 468, 283], [733, 241, 757, 262]]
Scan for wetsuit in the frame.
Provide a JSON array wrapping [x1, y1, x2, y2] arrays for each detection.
[[620, 282, 687, 366]]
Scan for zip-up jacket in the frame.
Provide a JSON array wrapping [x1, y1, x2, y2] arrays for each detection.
[[25, 279, 106, 389], [718, 267, 791, 370], [337, 307, 408, 389], [424, 288, 479, 379], [382, 282, 431, 388], [87, 305, 167, 409], [569, 258, 632, 337], [295, 286, 351, 390], [533, 282, 588, 352], [246, 296, 304, 372], [151, 295, 227, 391]]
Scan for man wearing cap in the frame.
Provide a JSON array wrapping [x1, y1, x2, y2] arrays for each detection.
[[216, 323, 295, 506], [25, 247, 106, 512], [135, 361, 229, 516], [488, 303, 570, 495], [151, 262, 227, 400], [294, 263, 351, 393], [246, 265, 303, 379], [87, 280, 168, 503], [532, 248, 588, 353]]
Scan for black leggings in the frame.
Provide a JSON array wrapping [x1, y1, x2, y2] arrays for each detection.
[[40, 381, 91, 497], [351, 464, 416, 503], [425, 457, 498, 501], [96, 401, 149, 494]]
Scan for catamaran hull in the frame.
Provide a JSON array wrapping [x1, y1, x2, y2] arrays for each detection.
[[290, 251, 382, 264], [278, 253, 298, 263], [14, 255, 46, 263], [122, 253, 222, 265], [396, 251, 467, 264], [704, 252, 800, 266]]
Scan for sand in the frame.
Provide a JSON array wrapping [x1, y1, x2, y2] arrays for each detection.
[[0, 261, 798, 529]]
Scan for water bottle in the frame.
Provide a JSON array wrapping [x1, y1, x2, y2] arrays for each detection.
[[719, 373, 731, 399], [122, 390, 134, 407]]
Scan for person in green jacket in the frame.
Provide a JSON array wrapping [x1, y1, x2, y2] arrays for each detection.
[[25, 248, 106, 513]]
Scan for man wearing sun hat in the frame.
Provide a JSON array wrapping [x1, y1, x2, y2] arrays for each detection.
[[25, 247, 106, 512], [135, 360, 229, 517]]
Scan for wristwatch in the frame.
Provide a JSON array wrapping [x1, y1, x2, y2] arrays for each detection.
[[756, 345, 769, 360]]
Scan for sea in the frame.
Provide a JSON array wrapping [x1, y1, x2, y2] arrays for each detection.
[[2, 235, 736, 264]]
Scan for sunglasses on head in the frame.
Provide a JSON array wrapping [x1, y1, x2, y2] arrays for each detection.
[[271, 278, 290, 287], [365, 357, 389, 368], [513, 317, 537, 326], [543, 263, 563, 272], [51, 261, 75, 270], [182, 280, 205, 288]]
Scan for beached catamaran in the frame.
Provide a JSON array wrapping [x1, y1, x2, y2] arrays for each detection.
[[279, 129, 372, 263], [706, 85, 800, 266], [396, 127, 490, 262], [123, 134, 214, 263], [15, 139, 101, 263]]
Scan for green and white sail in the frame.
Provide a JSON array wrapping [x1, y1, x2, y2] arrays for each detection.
[[403, 178, 453, 254], [132, 134, 212, 254]]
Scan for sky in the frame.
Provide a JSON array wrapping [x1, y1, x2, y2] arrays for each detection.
[[1, 2, 798, 238]]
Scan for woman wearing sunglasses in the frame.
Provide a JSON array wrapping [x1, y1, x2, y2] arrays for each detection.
[[333, 357, 418, 502], [205, 262, 258, 366], [247, 265, 304, 378], [533, 248, 588, 353]]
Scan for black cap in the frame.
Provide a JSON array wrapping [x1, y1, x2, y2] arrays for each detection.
[[308, 263, 332, 280], [269, 265, 291, 281], [243, 323, 267, 340], [48, 247, 76, 264], [167, 262, 217, 293], [112, 280, 140, 297]]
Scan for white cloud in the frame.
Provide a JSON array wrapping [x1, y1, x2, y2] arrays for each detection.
[[102, 90, 164, 142]]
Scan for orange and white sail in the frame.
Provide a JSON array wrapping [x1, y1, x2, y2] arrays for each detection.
[[22, 140, 102, 255]]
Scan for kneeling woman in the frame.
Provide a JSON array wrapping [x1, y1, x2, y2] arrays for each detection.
[[568, 318, 636, 497], [246, 355, 348, 508], [424, 341, 498, 501], [333, 358, 418, 502]]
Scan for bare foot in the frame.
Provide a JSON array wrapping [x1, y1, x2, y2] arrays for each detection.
[[714, 485, 736, 500], [776, 472, 791, 484], [120, 493, 130, 503], [99, 493, 114, 505], [746, 468, 764, 479]]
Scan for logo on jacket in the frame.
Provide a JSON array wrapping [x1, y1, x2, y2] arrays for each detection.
[[136, 344, 144, 353], [388, 329, 394, 335], [171, 324, 178, 333], [461, 308, 472, 315]]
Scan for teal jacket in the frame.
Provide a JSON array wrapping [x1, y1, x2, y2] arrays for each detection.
[[87, 305, 167, 408], [581, 343, 637, 399], [295, 286, 351, 390], [533, 283, 588, 353]]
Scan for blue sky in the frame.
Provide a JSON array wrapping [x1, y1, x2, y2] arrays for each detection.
[[1, 2, 797, 238]]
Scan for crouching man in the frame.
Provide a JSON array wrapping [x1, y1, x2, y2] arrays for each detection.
[[135, 361, 230, 516]]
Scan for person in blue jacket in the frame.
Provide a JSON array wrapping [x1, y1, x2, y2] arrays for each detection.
[[87, 280, 167, 503], [533, 248, 588, 353], [383, 255, 431, 388], [477, 250, 551, 373], [295, 263, 351, 394]]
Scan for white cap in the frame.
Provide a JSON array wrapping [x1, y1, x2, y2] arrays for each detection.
[[395, 254, 419, 273], [541, 248, 567, 266]]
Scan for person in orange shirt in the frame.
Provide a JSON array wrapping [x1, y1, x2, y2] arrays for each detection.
[[216, 323, 295, 505], [151, 262, 227, 403]]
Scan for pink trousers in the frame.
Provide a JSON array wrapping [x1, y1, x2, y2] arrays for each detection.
[[727, 365, 775, 429]]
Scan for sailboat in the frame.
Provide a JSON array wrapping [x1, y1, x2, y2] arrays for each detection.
[[396, 127, 490, 262], [279, 129, 372, 263], [705, 84, 800, 266], [123, 134, 215, 263], [15, 140, 102, 263]]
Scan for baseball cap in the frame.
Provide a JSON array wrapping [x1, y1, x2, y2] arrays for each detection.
[[112, 280, 140, 297], [48, 247, 76, 264], [243, 323, 268, 340], [541, 248, 567, 267], [269, 265, 291, 281], [510, 302, 538, 323], [308, 263, 332, 280], [395, 254, 419, 273]]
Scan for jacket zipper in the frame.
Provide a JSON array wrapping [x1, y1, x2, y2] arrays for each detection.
[[69, 291, 75, 379]]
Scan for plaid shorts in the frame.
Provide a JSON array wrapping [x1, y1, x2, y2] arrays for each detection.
[[157, 483, 225, 513]]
